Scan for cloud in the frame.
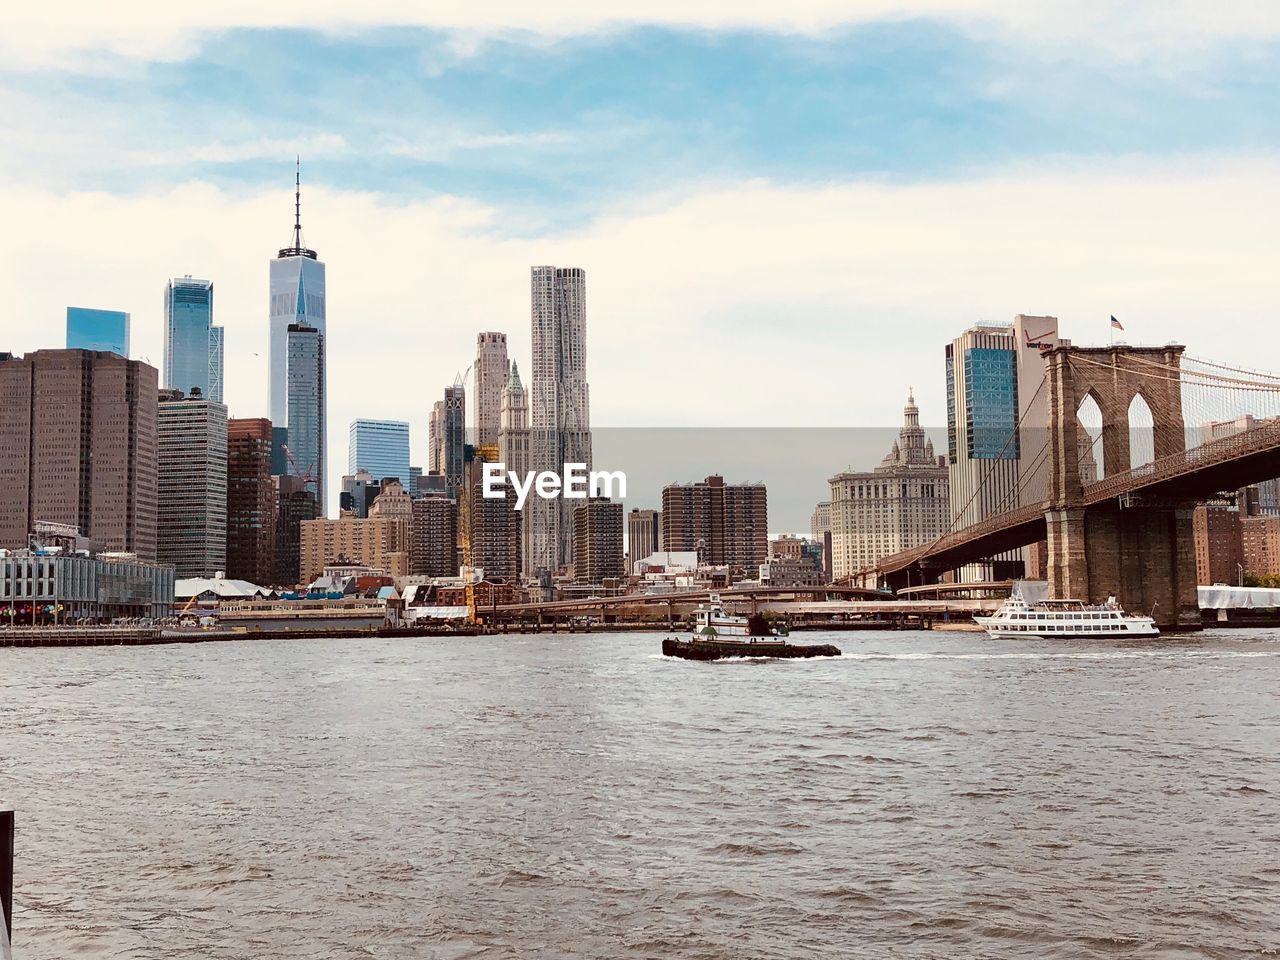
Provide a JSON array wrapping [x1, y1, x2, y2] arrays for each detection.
[[1, 157, 1277, 514], [7, 2, 1280, 70]]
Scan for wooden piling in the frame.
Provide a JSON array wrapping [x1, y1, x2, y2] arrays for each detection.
[[1, 807, 13, 950]]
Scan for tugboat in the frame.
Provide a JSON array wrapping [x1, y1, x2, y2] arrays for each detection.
[[661, 594, 841, 661]]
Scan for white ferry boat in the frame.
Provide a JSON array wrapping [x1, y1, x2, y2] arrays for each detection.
[[974, 584, 1159, 639]]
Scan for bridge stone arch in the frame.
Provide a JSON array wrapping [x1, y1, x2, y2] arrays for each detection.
[[1046, 345, 1186, 504]]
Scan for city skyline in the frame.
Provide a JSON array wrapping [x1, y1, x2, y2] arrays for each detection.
[[2, 9, 1277, 519]]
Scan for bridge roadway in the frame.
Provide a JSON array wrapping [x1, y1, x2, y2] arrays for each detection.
[[481, 584, 999, 620], [868, 418, 1280, 583]]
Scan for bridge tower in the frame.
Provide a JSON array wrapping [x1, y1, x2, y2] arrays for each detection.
[[1044, 345, 1200, 629]]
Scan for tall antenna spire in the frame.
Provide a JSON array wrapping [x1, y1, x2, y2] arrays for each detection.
[[293, 156, 302, 247], [278, 156, 317, 259]]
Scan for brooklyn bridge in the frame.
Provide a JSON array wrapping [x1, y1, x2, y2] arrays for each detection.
[[862, 344, 1280, 629]]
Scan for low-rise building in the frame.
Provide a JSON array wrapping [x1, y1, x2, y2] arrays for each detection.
[[760, 555, 825, 587], [1, 549, 174, 623]]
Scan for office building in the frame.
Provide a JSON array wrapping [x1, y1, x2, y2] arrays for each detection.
[[348, 419, 411, 484], [370, 478, 414, 525], [829, 391, 949, 581], [572, 497, 624, 584], [662, 475, 768, 572], [285, 322, 325, 514], [473, 332, 510, 447], [761, 555, 825, 588], [428, 400, 445, 474], [226, 418, 276, 586], [298, 514, 409, 583], [274, 475, 318, 586], [269, 164, 327, 476], [529, 266, 592, 573], [810, 501, 833, 582], [157, 390, 228, 578], [945, 320, 1050, 580], [340, 470, 378, 518], [411, 494, 458, 577], [208, 326, 225, 404], [164, 277, 213, 396], [66, 307, 130, 356], [499, 363, 532, 576], [443, 385, 466, 501], [408, 465, 423, 497], [627, 508, 662, 574], [0, 349, 158, 559]]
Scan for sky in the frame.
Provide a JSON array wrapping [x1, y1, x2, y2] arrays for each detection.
[[2, 2, 1279, 518]]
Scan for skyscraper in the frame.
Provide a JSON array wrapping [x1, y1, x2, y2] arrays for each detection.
[[428, 400, 445, 474], [157, 389, 228, 579], [226, 418, 276, 586], [285, 322, 325, 515], [66, 307, 130, 356], [164, 277, 213, 396], [0, 349, 158, 559], [269, 162, 327, 480], [529, 266, 591, 573], [274, 474, 318, 587], [498, 363, 532, 575], [208, 325, 225, 404], [945, 318, 1057, 580], [473, 332, 510, 447], [443, 385, 466, 501], [348, 419, 411, 484]]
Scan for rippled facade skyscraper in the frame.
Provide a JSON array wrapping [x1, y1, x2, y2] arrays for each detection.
[[269, 164, 327, 506], [529, 266, 591, 574]]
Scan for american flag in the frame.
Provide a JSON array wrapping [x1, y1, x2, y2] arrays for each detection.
[[1110, 315, 1124, 331]]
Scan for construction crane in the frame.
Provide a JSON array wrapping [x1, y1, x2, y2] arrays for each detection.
[[459, 472, 477, 625], [281, 444, 317, 488]]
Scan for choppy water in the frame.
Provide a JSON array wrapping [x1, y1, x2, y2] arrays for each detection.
[[2, 629, 1279, 959]]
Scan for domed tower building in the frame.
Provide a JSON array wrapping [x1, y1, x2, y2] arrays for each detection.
[[828, 390, 950, 583]]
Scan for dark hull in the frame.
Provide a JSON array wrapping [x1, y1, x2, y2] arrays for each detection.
[[662, 637, 842, 661]]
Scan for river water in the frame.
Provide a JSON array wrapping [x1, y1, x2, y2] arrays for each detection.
[[1, 629, 1278, 959]]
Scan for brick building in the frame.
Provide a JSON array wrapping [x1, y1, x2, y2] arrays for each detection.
[[0, 349, 159, 559], [662, 475, 768, 573]]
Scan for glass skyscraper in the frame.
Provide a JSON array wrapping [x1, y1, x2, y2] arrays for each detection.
[[164, 277, 213, 396], [269, 166, 326, 485], [286, 322, 326, 515], [944, 322, 1023, 579], [348, 420, 411, 484], [66, 307, 130, 356], [208, 325, 225, 403]]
